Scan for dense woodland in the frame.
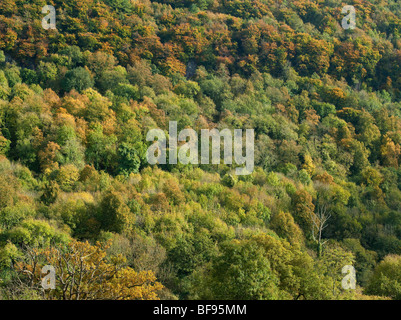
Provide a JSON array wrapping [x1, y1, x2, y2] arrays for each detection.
[[0, 0, 401, 300]]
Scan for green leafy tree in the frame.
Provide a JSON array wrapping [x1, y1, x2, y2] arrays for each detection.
[[191, 239, 282, 299], [62, 67, 94, 93], [366, 255, 401, 299], [97, 191, 134, 234]]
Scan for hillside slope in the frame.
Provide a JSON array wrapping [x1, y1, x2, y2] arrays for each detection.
[[0, 0, 401, 300]]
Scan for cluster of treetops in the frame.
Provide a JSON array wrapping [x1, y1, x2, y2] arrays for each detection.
[[0, 0, 401, 300]]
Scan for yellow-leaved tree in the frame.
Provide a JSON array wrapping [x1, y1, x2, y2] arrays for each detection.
[[14, 240, 163, 300]]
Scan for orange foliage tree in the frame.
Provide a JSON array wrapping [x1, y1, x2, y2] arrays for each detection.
[[14, 240, 163, 300]]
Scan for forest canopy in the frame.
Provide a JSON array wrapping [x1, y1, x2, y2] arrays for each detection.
[[0, 0, 401, 300]]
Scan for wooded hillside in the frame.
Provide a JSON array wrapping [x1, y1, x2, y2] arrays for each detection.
[[0, 0, 401, 300]]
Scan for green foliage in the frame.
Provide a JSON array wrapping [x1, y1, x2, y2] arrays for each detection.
[[0, 51, 5, 64], [192, 239, 282, 299], [40, 181, 60, 205], [97, 190, 133, 234], [2, 219, 70, 247], [0, 0, 400, 301], [62, 67, 94, 93], [366, 255, 401, 299], [0, 242, 21, 268], [117, 142, 143, 176]]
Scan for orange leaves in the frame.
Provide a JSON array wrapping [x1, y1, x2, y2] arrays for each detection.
[[16, 240, 163, 300], [294, 33, 333, 75], [313, 171, 334, 185], [173, 23, 207, 56], [332, 38, 381, 81], [105, 268, 163, 300], [61, 92, 89, 117], [160, 56, 186, 76], [291, 190, 315, 233], [304, 109, 320, 127], [380, 134, 401, 168], [38, 141, 61, 172]]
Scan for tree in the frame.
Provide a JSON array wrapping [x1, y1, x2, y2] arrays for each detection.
[[311, 183, 335, 257], [366, 255, 401, 299], [37, 62, 58, 88], [0, 50, 5, 63], [270, 211, 304, 246], [98, 190, 133, 234], [13, 240, 163, 300], [311, 202, 331, 257], [117, 142, 143, 176], [4, 219, 69, 247], [191, 238, 282, 300], [97, 66, 129, 93], [56, 164, 80, 192], [318, 245, 355, 298], [0, 135, 11, 155], [0, 70, 10, 99], [291, 190, 315, 236], [40, 180, 60, 205], [86, 124, 117, 171], [62, 67, 94, 93]]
